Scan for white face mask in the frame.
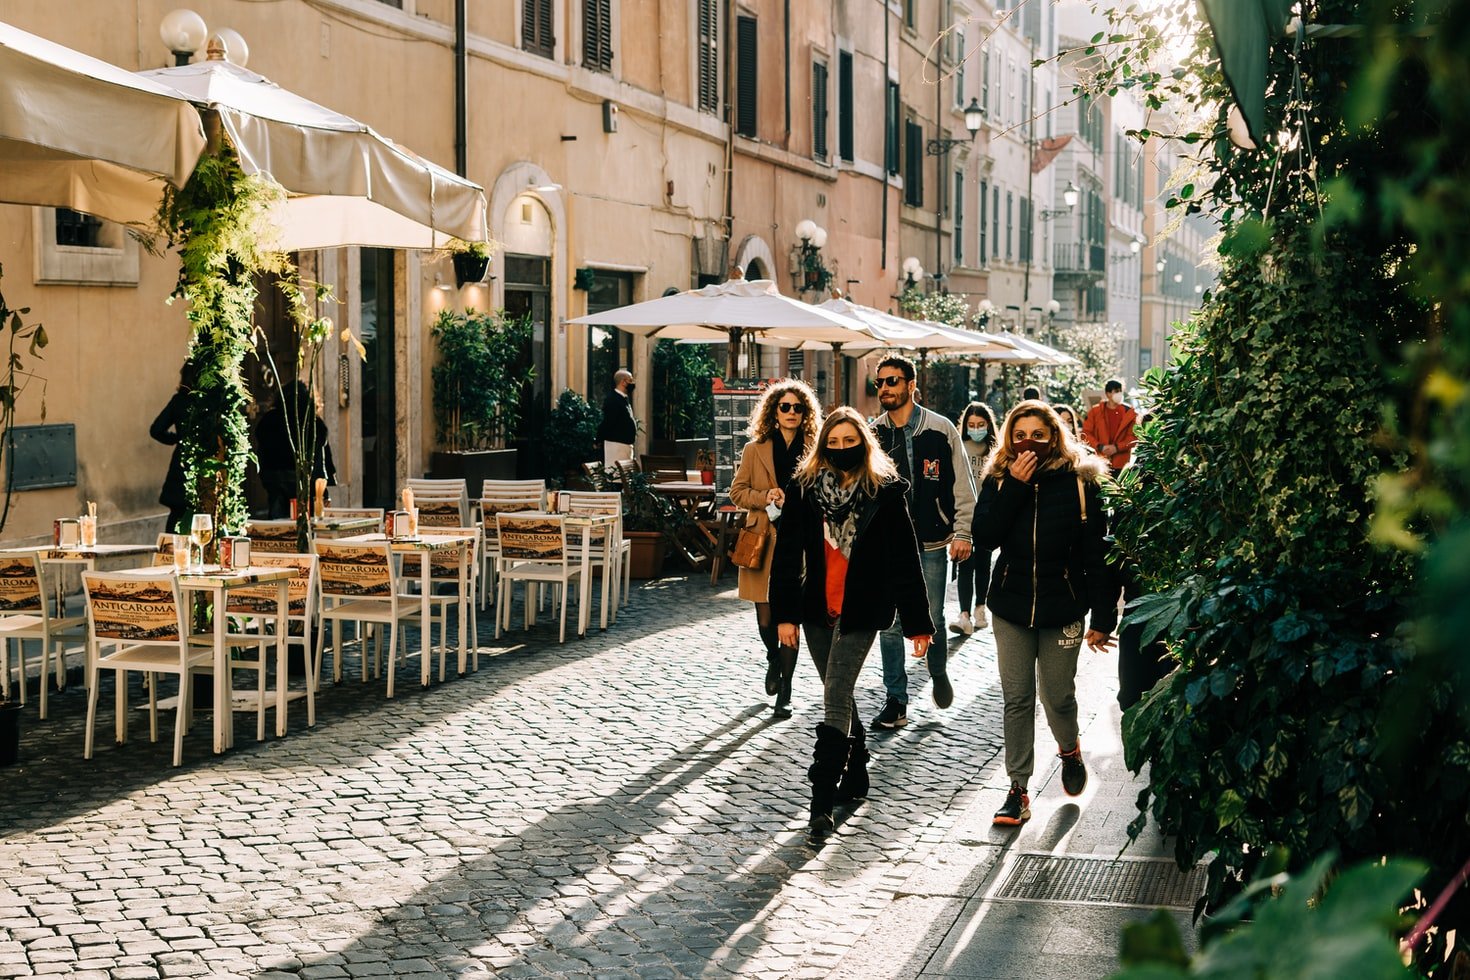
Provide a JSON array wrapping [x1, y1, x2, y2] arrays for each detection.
[[1109, 392, 1124, 405]]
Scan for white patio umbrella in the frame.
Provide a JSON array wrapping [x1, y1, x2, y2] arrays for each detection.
[[569, 278, 873, 378], [817, 299, 1018, 356], [138, 55, 486, 250], [980, 330, 1079, 367], [0, 21, 205, 227]]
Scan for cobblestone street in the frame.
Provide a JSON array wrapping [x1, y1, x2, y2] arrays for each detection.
[[0, 573, 1015, 979]]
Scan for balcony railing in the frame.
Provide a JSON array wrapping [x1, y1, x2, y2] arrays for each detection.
[[1053, 241, 1106, 278]]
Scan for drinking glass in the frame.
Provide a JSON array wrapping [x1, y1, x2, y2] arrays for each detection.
[[79, 515, 97, 547], [171, 535, 192, 573], [190, 513, 214, 568]]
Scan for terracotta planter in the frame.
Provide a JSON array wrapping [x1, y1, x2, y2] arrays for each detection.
[[625, 530, 668, 579]]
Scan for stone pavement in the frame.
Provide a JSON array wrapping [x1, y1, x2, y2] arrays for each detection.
[[0, 570, 1195, 979]]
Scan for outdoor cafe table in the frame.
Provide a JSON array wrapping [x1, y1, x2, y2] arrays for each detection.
[[247, 516, 382, 550], [544, 512, 621, 635], [114, 564, 294, 753], [334, 532, 476, 684], [651, 483, 720, 569], [13, 543, 159, 615]]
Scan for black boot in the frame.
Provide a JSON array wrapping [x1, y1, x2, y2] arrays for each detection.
[[758, 622, 781, 696], [808, 723, 849, 845], [772, 644, 799, 718], [835, 714, 869, 804]]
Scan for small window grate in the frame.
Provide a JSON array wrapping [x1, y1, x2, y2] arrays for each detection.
[[991, 853, 1207, 910]]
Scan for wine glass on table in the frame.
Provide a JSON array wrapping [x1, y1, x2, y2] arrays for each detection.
[[190, 513, 214, 569]]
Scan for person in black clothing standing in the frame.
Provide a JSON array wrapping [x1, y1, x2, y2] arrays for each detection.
[[771, 406, 934, 845], [150, 362, 198, 533], [597, 369, 638, 466], [973, 400, 1120, 827], [256, 381, 336, 519]]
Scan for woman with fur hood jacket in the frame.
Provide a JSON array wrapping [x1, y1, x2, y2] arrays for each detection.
[[971, 400, 1121, 827]]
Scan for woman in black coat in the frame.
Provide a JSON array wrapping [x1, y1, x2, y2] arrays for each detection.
[[973, 400, 1120, 827], [150, 362, 197, 533], [770, 406, 934, 844], [256, 381, 336, 519]]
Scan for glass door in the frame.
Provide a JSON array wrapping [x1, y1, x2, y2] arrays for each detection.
[[359, 248, 397, 507]]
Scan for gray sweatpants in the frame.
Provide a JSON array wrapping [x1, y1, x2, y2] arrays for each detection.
[[992, 613, 1084, 786], [802, 621, 879, 736]]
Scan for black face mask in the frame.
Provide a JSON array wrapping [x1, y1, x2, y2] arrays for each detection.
[[624, 384, 636, 396], [824, 446, 865, 472]]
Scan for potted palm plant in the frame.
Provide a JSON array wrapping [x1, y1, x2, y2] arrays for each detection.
[[429, 308, 532, 486], [619, 470, 695, 578]]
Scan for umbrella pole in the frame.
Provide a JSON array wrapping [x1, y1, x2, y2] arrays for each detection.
[[832, 343, 844, 408], [726, 328, 740, 382]]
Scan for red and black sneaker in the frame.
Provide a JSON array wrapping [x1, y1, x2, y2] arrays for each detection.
[[1058, 742, 1087, 796], [993, 783, 1031, 826]]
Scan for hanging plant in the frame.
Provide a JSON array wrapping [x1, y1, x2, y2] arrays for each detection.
[[149, 146, 287, 546]]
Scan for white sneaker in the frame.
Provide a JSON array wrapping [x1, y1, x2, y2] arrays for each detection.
[[974, 606, 989, 630], [956, 612, 975, 635]]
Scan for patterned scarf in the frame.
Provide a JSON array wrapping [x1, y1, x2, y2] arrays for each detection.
[[812, 469, 864, 559]]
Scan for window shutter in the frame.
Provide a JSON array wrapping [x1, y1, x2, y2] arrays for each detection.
[[904, 119, 924, 206], [523, 0, 554, 58], [812, 61, 829, 162], [736, 16, 758, 137], [583, 0, 612, 72], [838, 51, 854, 162], [697, 0, 719, 114], [953, 172, 965, 265]]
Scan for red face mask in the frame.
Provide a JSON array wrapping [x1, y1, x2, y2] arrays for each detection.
[[1014, 438, 1053, 462]]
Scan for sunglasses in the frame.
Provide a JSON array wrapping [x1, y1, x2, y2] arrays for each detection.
[[875, 376, 908, 389], [777, 402, 807, 415]]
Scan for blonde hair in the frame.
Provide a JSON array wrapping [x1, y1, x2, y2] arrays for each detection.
[[794, 406, 897, 496], [984, 399, 1089, 482], [746, 378, 822, 447]]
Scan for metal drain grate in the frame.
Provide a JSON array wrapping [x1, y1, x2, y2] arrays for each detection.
[[990, 853, 1207, 909]]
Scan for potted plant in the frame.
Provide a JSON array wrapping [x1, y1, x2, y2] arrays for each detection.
[[694, 447, 716, 486], [543, 389, 601, 489], [430, 308, 533, 486], [448, 238, 491, 287], [620, 470, 694, 578]]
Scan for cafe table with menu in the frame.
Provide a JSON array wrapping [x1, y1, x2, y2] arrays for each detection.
[[334, 532, 477, 684], [176, 565, 294, 753], [13, 544, 161, 616]]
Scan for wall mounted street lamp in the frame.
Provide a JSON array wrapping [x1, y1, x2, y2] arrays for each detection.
[[925, 99, 987, 156], [1039, 181, 1080, 221], [792, 219, 833, 293], [901, 256, 925, 291]]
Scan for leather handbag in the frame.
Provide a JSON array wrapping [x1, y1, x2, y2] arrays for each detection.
[[730, 524, 771, 569]]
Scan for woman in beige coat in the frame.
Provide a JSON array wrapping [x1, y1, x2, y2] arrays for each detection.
[[729, 379, 821, 718]]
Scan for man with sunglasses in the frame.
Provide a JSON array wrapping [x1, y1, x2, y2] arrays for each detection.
[[869, 355, 976, 728]]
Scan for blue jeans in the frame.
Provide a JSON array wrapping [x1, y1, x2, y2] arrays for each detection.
[[878, 546, 949, 703]]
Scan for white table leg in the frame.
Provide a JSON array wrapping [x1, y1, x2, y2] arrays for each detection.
[[457, 548, 468, 675], [274, 579, 288, 737], [578, 527, 592, 638], [212, 585, 230, 753], [421, 551, 432, 687]]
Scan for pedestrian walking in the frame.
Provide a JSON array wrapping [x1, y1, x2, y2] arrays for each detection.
[[597, 369, 638, 466], [256, 381, 336, 519], [973, 400, 1120, 826], [1082, 379, 1138, 474], [770, 406, 934, 844], [952, 402, 997, 635], [728, 379, 822, 718], [1054, 404, 1082, 442], [986, 378, 1008, 421], [149, 362, 197, 534], [1022, 385, 1043, 402], [869, 355, 976, 728]]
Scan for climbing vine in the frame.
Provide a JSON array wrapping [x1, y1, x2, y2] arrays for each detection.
[[150, 147, 286, 545]]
